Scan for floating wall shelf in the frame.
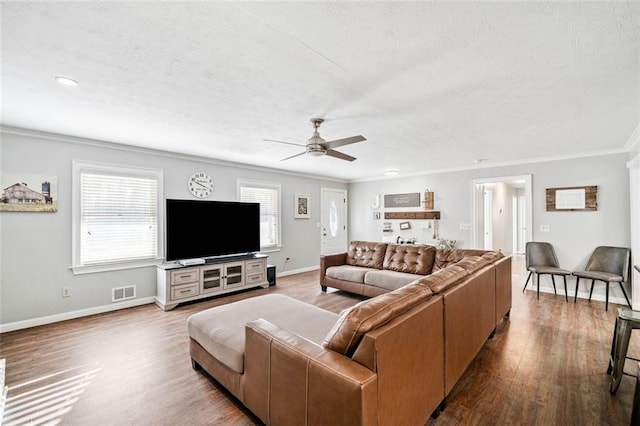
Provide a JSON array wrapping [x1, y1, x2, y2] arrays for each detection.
[[384, 211, 440, 220]]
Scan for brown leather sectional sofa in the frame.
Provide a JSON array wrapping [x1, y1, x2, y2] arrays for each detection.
[[187, 241, 511, 425]]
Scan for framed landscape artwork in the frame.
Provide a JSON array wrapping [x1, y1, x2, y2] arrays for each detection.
[[0, 172, 58, 212], [294, 193, 310, 219]]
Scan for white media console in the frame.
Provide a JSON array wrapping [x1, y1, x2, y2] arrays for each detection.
[[155, 254, 268, 311]]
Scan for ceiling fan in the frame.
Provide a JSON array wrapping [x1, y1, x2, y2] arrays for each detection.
[[265, 118, 366, 162]]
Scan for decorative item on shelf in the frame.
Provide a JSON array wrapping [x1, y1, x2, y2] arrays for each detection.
[[294, 193, 311, 218], [372, 194, 381, 209], [423, 189, 434, 210], [383, 222, 393, 233], [373, 211, 381, 220], [399, 221, 411, 230], [438, 239, 456, 250], [397, 236, 416, 244]]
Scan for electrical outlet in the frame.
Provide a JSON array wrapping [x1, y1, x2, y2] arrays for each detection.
[[62, 287, 71, 298], [540, 225, 550, 232]]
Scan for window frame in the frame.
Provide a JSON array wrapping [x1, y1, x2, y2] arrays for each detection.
[[71, 160, 164, 275], [237, 178, 282, 252]]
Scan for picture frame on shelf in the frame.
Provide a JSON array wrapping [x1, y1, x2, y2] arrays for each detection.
[[399, 221, 411, 230], [294, 193, 311, 219]]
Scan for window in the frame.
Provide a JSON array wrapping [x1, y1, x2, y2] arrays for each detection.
[[72, 160, 163, 274], [237, 179, 281, 251]]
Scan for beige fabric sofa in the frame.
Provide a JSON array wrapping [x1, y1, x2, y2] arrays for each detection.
[[186, 242, 512, 425]]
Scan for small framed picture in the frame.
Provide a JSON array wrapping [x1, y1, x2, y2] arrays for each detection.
[[294, 193, 311, 219], [399, 221, 411, 230]]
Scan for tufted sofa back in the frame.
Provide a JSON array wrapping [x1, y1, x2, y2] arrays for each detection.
[[345, 241, 388, 269], [383, 243, 436, 275], [322, 281, 434, 356]]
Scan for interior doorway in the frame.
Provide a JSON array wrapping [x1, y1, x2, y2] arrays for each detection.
[[471, 175, 532, 254]]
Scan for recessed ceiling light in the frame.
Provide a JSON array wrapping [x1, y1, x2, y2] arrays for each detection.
[[55, 76, 78, 87], [384, 168, 400, 176]]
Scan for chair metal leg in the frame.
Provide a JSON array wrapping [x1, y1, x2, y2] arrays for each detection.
[[611, 316, 634, 394], [574, 277, 580, 303], [522, 271, 532, 293], [605, 281, 609, 311], [563, 275, 568, 302], [619, 282, 632, 309], [537, 273, 540, 299], [589, 279, 595, 301], [551, 275, 557, 295], [608, 318, 618, 375]]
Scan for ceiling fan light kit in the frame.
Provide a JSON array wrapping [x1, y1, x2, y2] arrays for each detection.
[[268, 118, 365, 162]]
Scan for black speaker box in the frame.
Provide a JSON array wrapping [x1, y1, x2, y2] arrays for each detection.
[[267, 264, 276, 286]]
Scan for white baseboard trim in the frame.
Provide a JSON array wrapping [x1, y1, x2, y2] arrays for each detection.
[[524, 286, 629, 307], [278, 265, 319, 277], [0, 297, 156, 333]]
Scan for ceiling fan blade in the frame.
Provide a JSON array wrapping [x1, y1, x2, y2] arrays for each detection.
[[323, 135, 366, 149], [264, 139, 306, 147], [325, 149, 356, 162], [280, 151, 307, 161]]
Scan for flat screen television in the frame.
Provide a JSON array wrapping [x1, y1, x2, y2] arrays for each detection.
[[165, 199, 261, 262]]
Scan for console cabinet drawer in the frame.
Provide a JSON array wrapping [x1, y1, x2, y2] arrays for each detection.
[[171, 270, 199, 285], [171, 283, 198, 300], [246, 272, 265, 285], [246, 259, 265, 272]]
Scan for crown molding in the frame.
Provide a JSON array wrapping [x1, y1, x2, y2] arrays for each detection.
[[624, 122, 640, 152], [0, 125, 348, 184], [351, 148, 629, 183]]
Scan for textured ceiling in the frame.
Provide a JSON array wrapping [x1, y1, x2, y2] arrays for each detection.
[[1, 1, 639, 181]]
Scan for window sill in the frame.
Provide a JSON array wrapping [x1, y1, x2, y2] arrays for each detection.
[[260, 247, 282, 254], [71, 258, 162, 275]]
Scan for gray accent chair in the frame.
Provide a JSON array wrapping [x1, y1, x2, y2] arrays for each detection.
[[522, 241, 571, 301], [572, 246, 631, 311]]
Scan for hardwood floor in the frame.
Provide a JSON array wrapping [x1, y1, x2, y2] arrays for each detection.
[[0, 257, 636, 425]]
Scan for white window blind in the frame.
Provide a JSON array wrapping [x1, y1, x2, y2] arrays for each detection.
[[239, 181, 281, 249], [72, 160, 163, 273]]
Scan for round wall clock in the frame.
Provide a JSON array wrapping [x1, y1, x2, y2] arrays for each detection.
[[188, 172, 214, 198]]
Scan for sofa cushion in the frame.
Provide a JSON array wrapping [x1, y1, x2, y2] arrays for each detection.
[[326, 265, 379, 283], [416, 265, 470, 294], [455, 256, 490, 275], [322, 282, 433, 356], [481, 251, 504, 263], [433, 249, 464, 272], [187, 294, 339, 373], [364, 269, 423, 291], [346, 241, 387, 269], [383, 244, 435, 275]]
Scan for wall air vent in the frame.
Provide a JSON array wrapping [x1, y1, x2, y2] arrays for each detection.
[[112, 285, 136, 302]]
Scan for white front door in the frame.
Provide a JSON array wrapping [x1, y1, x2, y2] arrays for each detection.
[[321, 188, 347, 255]]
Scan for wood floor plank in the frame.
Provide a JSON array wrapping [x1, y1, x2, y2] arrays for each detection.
[[0, 257, 635, 425]]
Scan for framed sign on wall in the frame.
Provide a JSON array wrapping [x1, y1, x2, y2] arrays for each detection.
[[384, 192, 421, 208], [546, 185, 597, 211]]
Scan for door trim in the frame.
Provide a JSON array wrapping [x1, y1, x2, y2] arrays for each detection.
[[471, 174, 532, 250]]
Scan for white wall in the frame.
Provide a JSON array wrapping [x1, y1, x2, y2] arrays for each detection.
[[349, 153, 631, 302], [0, 130, 346, 327]]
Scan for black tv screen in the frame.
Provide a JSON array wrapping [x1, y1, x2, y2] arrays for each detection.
[[165, 199, 260, 261]]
